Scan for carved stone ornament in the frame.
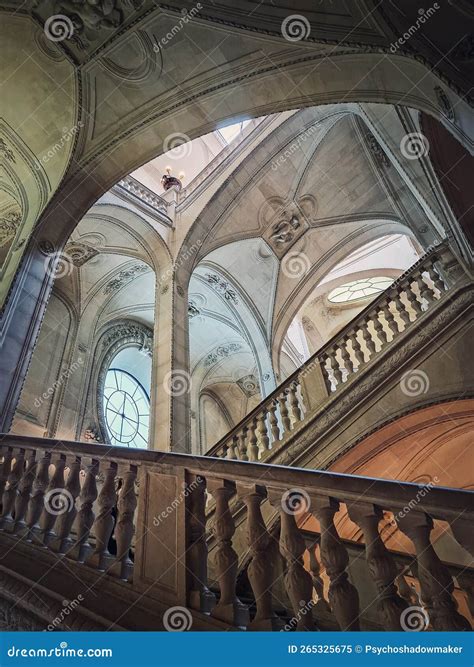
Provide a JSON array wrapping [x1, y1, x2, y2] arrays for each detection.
[[0, 211, 22, 248], [188, 300, 201, 318], [205, 274, 238, 304], [204, 343, 243, 367], [38, 240, 55, 255], [64, 241, 99, 267], [0, 138, 15, 163], [84, 425, 102, 443], [435, 86, 455, 122], [236, 374, 260, 397], [104, 263, 148, 294], [366, 132, 390, 167], [259, 195, 316, 258], [102, 322, 153, 352]]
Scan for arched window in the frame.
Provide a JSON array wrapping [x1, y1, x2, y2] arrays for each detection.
[[103, 368, 150, 448]]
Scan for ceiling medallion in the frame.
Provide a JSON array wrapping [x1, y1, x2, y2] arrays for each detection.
[[236, 374, 260, 398], [64, 241, 99, 267]]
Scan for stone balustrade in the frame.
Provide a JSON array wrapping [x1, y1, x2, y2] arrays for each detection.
[[115, 176, 168, 215], [0, 434, 472, 631], [207, 241, 466, 462]]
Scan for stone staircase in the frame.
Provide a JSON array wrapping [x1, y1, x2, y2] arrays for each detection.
[[0, 240, 472, 632]]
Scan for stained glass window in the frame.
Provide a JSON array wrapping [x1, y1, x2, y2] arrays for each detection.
[[103, 368, 149, 448], [327, 276, 393, 303]]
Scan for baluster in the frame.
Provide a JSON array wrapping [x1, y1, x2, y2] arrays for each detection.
[[310, 496, 360, 630], [26, 451, 51, 543], [72, 459, 99, 563], [348, 503, 407, 630], [268, 399, 281, 444], [396, 570, 421, 607], [238, 426, 249, 461], [330, 347, 344, 386], [278, 391, 292, 434], [306, 539, 330, 613], [54, 457, 81, 554], [429, 263, 447, 295], [40, 454, 67, 547], [372, 310, 388, 345], [396, 512, 471, 630], [393, 292, 411, 328], [187, 475, 216, 613], [248, 417, 259, 461], [381, 301, 399, 337], [89, 462, 117, 571], [0, 448, 13, 499], [112, 465, 137, 581], [347, 331, 364, 370], [226, 436, 238, 460], [288, 382, 302, 422], [449, 516, 474, 556], [237, 484, 282, 630], [321, 354, 335, 393], [402, 279, 423, 317], [361, 317, 377, 358], [340, 338, 355, 376], [257, 411, 270, 453], [207, 479, 249, 626], [414, 273, 433, 310], [0, 449, 25, 531], [13, 450, 37, 536], [268, 488, 315, 630]]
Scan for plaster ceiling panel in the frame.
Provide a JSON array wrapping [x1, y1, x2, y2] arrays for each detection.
[[82, 12, 271, 157], [273, 220, 386, 322], [298, 115, 395, 223], [0, 15, 77, 304], [201, 239, 278, 334]]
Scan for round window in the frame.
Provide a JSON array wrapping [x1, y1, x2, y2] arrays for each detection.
[[103, 368, 150, 448], [327, 276, 393, 303]]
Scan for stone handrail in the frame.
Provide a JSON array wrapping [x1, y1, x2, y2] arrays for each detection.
[[206, 241, 466, 462], [0, 433, 472, 631], [114, 176, 169, 216]]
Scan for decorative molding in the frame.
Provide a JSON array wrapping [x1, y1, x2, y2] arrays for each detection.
[[260, 196, 316, 257], [203, 342, 243, 367], [0, 211, 22, 249], [205, 273, 238, 304], [103, 263, 148, 294]]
